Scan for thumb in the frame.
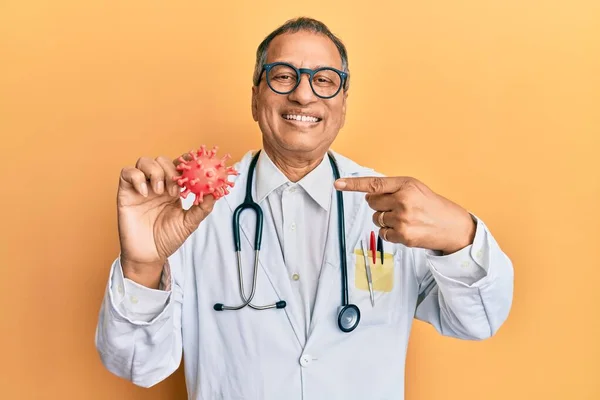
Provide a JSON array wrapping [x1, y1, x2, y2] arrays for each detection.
[[182, 195, 217, 228]]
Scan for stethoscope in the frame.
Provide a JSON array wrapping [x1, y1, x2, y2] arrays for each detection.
[[213, 150, 361, 333]]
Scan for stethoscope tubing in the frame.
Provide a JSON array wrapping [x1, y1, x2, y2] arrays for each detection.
[[214, 150, 358, 332], [327, 153, 349, 307]]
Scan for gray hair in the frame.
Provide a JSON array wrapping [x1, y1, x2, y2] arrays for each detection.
[[252, 17, 350, 90]]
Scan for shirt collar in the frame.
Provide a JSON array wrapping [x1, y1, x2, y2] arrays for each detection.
[[255, 150, 333, 211]]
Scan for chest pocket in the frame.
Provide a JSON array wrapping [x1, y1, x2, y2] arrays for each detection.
[[348, 247, 401, 327], [354, 248, 395, 292]]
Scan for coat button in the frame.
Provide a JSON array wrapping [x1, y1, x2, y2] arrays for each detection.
[[299, 354, 312, 367]]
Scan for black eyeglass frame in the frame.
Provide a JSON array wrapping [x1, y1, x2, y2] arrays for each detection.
[[259, 62, 348, 99]]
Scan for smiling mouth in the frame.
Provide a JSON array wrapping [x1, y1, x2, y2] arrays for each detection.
[[282, 114, 322, 123]]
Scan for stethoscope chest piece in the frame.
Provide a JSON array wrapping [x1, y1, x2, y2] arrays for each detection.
[[338, 304, 360, 333]]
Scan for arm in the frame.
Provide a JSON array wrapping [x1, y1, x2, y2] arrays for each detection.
[[95, 253, 183, 387], [413, 215, 514, 339], [334, 175, 514, 339], [97, 150, 218, 386]]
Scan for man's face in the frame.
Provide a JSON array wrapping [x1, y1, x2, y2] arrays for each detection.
[[252, 31, 348, 156]]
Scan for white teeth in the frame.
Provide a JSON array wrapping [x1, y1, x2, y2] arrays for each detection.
[[284, 114, 319, 122]]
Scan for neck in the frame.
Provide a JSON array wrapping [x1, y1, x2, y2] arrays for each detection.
[[263, 142, 326, 183]]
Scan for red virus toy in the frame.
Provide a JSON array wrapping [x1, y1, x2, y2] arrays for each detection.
[[173, 145, 239, 205]]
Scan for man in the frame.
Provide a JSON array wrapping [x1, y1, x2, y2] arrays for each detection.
[[96, 17, 513, 400]]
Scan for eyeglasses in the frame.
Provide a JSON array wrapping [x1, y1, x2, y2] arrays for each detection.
[[259, 62, 348, 99]]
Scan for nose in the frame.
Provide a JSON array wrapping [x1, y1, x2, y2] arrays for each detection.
[[287, 74, 317, 105]]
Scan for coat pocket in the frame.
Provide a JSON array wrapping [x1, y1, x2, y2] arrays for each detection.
[[353, 249, 394, 292], [348, 249, 399, 327]]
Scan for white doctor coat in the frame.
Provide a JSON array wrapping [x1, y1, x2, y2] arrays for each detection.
[[95, 150, 514, 400]]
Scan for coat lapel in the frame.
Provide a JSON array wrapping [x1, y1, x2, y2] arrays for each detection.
[[307, 152, 368, 337]]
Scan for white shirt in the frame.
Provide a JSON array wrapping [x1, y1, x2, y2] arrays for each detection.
[[256, 150, 333, 335], [95, 149, 514, 400]]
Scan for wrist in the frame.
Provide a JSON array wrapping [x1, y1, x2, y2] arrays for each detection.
[[442, 212, 476, 255], [121, 257, 165, 289]]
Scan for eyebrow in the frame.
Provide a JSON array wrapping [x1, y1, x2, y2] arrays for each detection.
[[275, 60, 338, 70]]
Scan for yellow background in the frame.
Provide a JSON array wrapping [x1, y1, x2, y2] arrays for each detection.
[[1, 0, 599, 399]]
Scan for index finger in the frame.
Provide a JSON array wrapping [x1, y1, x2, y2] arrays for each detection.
[[334, 176, 406, 194]]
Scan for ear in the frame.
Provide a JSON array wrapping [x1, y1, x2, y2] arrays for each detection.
[[251, 86, 259, 122], [340, 89, 349, 129]]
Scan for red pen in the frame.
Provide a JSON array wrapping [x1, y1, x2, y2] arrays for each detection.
[[370, 231, 376, 264]]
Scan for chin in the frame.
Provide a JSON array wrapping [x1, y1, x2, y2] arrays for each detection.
[[277, 135, 322, 153], [282, 141, 317, 153]]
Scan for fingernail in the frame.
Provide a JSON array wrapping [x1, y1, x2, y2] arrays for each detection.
[[334, 180, 346, 189], [141, 183, 148, 197], [156, 181, 164, 194]]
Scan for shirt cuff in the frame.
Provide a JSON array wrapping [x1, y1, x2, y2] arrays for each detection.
[[425, 213, 489, 286], [110, 257, 172, 323]]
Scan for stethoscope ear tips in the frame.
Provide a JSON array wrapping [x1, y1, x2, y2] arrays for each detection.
[[214, 303, 224, 311], [276, 301, 287, 309]]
